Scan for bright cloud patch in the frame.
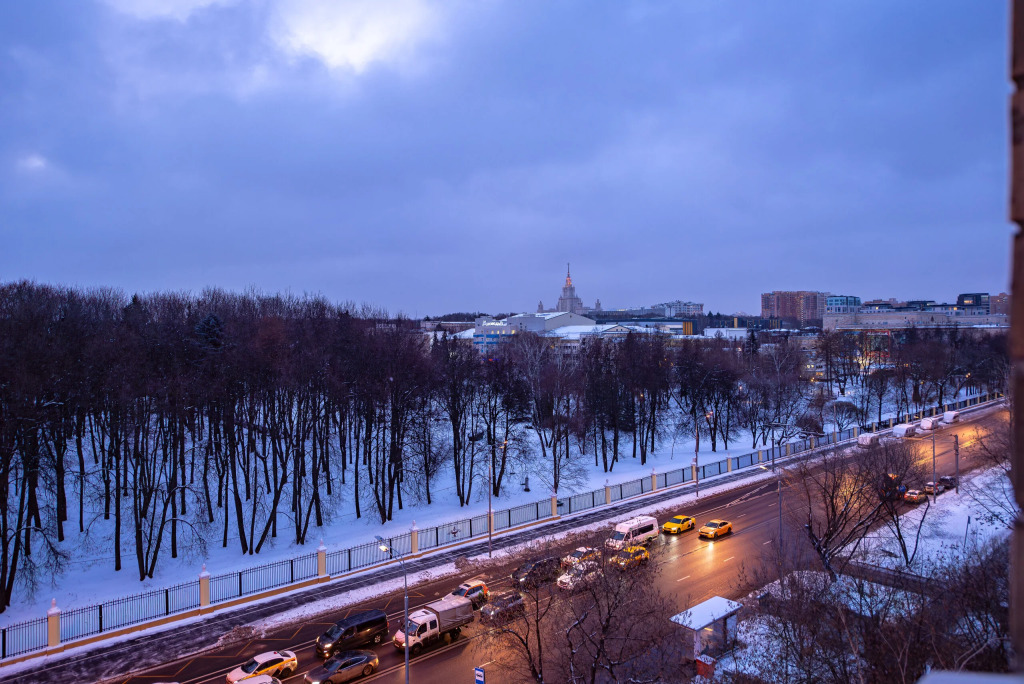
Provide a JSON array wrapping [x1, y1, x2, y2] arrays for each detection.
[[101, 0, 236, 22], [271, 0, 438, 74], [16, 154, 49, 173]]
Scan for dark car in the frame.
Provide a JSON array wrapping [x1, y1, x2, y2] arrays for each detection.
[[939, 475, 958, 489], [315, 609, 389, 659], [480, 591, 526, 625], [511, 556, 561, 588], [303, 650, 379, 683]]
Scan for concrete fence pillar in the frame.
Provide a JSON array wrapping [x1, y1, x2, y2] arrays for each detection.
[[317, 540, 327, 578], [46, 599, 60, 649], [832, 430, 838, 444], [199, 564, 210, 609], [488, 510, 495, 535], [691, 463, 698, 482], [550, 492, 558, 518], [727, 458, 733, 472], [651, 468, 657, 492], [854, 426, 859, 438], [757, 449, 763, 463], [604, 479, 611, 505], [410, 521, 419, 556], [889, 418, 894, 428], [785, 443, 792, 457]]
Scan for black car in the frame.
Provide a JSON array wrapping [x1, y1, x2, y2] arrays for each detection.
[[303, 650, 379, 683], [939, 475, 958, 489], [480, 591, 525, 625], [315, 609, 389, 659], [511, 557, 560, 588]]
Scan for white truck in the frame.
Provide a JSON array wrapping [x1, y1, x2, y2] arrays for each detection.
[[393, 595, 474, 655]]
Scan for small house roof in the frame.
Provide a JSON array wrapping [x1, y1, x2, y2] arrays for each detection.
[[669, 596, 742, 630]]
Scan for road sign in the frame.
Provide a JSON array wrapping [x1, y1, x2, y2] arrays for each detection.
[[474, 666, 485, 683]]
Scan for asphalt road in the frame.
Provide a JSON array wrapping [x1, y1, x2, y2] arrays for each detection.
[[0, 406, 1002, 684]]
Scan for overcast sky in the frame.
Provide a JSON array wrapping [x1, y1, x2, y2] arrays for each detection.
[[0, 1, 1010, 316]]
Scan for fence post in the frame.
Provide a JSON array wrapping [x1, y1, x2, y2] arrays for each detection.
[[551, 490, 558, 518], [604, 479, 611, 505], [854, 426, 859, 438], [47, 599, 60, 649], [410, 522, 419, 556], [785, 443, 792, 457], [199, 565, 210, 610], [651, 468, 658, 492], [727, 457, 733, 472], [317, 541, 327, 578], [691, 463, 698, 483]]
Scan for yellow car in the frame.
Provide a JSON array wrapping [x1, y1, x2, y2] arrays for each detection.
[[610, 545, 650, 570], [698, 519, 733, 539], [662, 515, 695, 534]]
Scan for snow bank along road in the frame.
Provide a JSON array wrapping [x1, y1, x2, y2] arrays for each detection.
[[0, 406, 1002, 684]]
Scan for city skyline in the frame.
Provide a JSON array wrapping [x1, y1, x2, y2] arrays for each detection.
[[0, 2, 1009, 316]]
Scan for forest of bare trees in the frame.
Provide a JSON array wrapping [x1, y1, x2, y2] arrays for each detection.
[[0, 281, 1007, 611]]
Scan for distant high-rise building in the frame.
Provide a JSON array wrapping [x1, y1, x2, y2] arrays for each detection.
[[760, 291, 827, 324], [539, 264, 590, 315], [992, 292, 1011, 315]]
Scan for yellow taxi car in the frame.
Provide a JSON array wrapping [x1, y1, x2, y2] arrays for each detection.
[[226, 650, 297, 683], [610, 545, 650, 570], [698, 519, 733, 540], [661, 515, 695, 534]]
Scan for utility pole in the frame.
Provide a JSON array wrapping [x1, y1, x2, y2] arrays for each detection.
[[953, 434, 960, 494], [932, 430, 938, 504]]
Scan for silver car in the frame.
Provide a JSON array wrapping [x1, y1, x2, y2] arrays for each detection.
[[303, 650, 379, 683]]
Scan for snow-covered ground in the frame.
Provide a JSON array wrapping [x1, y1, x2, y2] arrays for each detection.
[[721, 460, 1014, 680], [0, 388, 995, 628]]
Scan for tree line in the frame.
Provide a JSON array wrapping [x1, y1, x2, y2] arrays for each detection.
[[0, 281, 1007, 610]]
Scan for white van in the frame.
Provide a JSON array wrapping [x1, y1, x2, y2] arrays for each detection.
[[920, 417, 942, 431], [605, 515, 659, 550], [892, 423, 916, 438]]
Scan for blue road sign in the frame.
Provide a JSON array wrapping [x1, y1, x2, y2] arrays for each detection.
[[474, 666, 485, 683]]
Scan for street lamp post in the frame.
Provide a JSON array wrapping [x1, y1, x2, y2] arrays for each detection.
[[377, 535, 409, 684], [932, 430, 938, 504]]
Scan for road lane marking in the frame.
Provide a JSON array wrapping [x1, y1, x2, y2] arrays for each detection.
[[723, 556, 734, 563], [763, 540, 773, 545], [676, 575, 691, 582]]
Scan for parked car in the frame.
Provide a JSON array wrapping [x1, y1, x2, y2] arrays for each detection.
[[450, 578, 489, 609], [924, 482, 945, 495], [315, 609, 389, 658], [903, 489, 926, 504], [610, 545, 650, 570], [226, 651, 297, 683], [939, 475, 958, 489], [880, 473, 908, 502], [561, 546, 600, 568], [511, 557, 561, 588], [556, 560, 601, 591], [303, 650, 378, 683], [661, 515, 696, 534], [480, 591, 525, 625], [698, 520, 733, 540]]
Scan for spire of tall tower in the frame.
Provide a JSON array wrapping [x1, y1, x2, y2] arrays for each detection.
[[565, 262, 572, 286]]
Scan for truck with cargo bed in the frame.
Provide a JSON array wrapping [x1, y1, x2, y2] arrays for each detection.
[[393, 595, 474, 655]]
